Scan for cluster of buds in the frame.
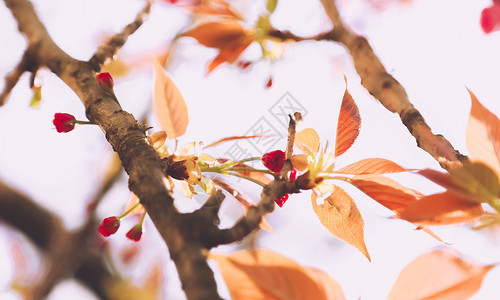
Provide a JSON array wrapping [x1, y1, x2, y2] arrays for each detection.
[[261, 150, 300, 207], [98, 202, 146, 242]]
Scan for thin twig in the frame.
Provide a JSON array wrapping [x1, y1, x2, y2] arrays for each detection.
[[88, 0, 152, 71], [0, 50, 37, 106], [318, 0, 466, 170]]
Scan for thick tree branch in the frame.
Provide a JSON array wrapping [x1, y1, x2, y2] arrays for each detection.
[[318, 0, 466, 170], [3, 0, 222, 299], [0, 179, 116, 299]]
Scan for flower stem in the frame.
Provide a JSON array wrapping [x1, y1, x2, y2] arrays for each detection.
[[119, 203, 141, 218]]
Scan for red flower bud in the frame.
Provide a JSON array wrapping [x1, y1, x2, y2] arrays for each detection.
[[98, 217, 120, 237], [53, 113, 76, 133], [481, 2, 500, 33], [265, 77, 273, 89], [238, 61, 252, 69], [275, 194, 288, 207], [289, 168, 298, 181], [262, 150, 286, 173], [96, 72, 114, 90], [126, 225, 143, 242]]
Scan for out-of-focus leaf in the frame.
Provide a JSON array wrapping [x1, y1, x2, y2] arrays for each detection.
[[397, 192, 483, 226], [311, 189, 370, 261], [335, 85, 361, 157], [266, 0, 278, 13], [211, 249, 345, 300], [29, 85, 42, 108], [336, 158, 408, 175], [187, 0, 241, 18], [290, 154, 309, 171], [388, 248, 495, 300], [232, 163, 272, 185], [204, 135, 267, 149], [466, 90, 500, 177], [152, 60, 189, 139], [295, 128, 320, 154], [419, 163, 499, 204], [472, 212, 500, 230], [182, 20, 254, 73], [349, 174, 421, 212], [123, 193, 145, 216]]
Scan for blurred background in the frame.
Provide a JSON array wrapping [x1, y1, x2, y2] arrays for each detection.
[[1, 0, 500, 299]]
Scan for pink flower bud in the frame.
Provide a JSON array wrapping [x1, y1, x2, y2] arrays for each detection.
[[126, 225, 143, 242], [96, 72, 114, 90], [98, 217, 120, 237], [265, 77, 273, 89], [53, 113, 76, 133], [262, 150, 286, 173]]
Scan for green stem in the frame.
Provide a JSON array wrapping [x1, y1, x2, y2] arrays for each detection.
[[229, 167, 273, 174], [119, 203, 141, 219], [74, 120, 94, 125]]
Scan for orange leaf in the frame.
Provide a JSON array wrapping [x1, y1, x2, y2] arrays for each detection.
[[335, 85, 361, 157], [419, 163, 499, 204], [398, 192, 484, 226], [122, 193, 145, 216], [336, 158, 408, 175], [349, 174, 422, 212], [232, 163, 272, 185], [295, 128, 320, 154], [207, 43, 250, 73], [152, 59, 189, 139], [466, 89, 500, 178], [204, 135, 268, 149], [311, 188, 370, 261], [182, 21, 248, 48], [388, 248, 496, 300], [182, 21, 254, 73], [211, 249, 345, 300]]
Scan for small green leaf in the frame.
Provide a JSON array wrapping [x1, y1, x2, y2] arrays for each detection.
[[29, 85, 42, 108], [266, 0, 278, 13]]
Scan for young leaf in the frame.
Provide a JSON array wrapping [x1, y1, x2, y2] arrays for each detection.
[[397, 192, 484, 226], [349, 174, 421, 212], [204, 135, 268, 149], [181, 21, 254, 73], [419, 163, 500, 204], [295, 128, 320, 154], [335, 85, 361, 157], [152, 60, 189, 139], [311, 188, 370, 261], [336, 158, 408, 175], [388, 248, 496, 300], [211, 249, 345, 300], [466, 90, 500, 178]]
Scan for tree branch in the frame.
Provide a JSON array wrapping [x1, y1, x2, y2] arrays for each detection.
[[88, 0, 152, 71], [318, 0, 466, 170], [0, 179, 116, 299], [3, 0, 222, 298]]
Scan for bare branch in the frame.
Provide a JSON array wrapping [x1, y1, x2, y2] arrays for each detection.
[[4, 0, 221, 298], [319, 0, 466, 170], [88, 0, 152, 71], [0, 49, 38, 106]]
